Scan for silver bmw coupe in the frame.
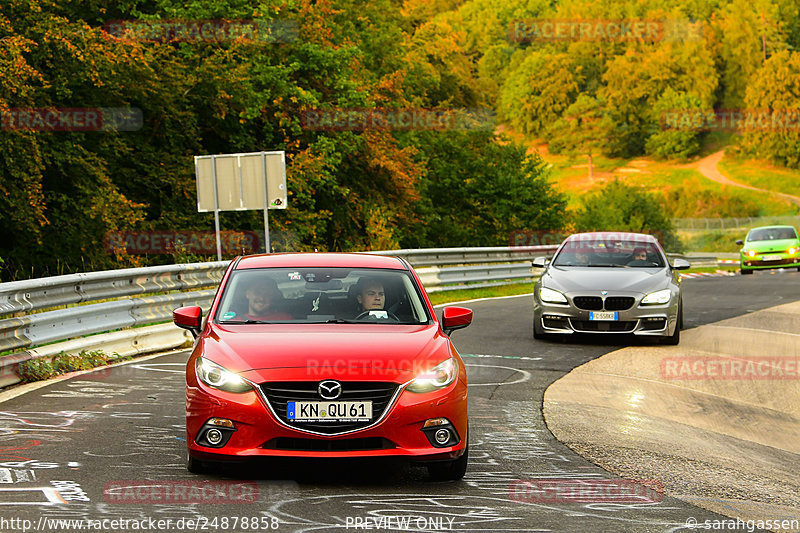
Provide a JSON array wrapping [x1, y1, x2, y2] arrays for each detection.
[[532, 232, 689, 344]]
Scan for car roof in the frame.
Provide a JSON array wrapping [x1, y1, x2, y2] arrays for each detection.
[[564, 231, 658, 242], [234, 252, 408, 270]]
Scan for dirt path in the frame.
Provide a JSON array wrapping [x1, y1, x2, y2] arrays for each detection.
[[696, 150, 800, 208]]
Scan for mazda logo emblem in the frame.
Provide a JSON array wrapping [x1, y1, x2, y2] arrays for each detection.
[[318, 380, 342, 400]]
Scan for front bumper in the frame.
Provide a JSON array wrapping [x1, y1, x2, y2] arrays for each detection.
[[740, 254, 800, 270], [186, 370, 468, 462], [534, 292, 678, 337]]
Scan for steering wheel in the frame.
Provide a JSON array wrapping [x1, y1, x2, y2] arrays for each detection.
[[354, 310, 400, 321]]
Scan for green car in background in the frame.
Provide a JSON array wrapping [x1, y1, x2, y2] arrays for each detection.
[[737, 225, 800, 275]]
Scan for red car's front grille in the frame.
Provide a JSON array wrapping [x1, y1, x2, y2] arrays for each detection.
[[260, 381, 399, 435]]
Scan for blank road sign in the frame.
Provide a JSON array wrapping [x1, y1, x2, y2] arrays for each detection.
[[195, 151, 287, 212]]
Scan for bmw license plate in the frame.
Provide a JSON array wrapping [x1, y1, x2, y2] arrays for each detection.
[[287, 401, 372, 422], [589, 311, 618, 321], [763, 254, 782, 261]]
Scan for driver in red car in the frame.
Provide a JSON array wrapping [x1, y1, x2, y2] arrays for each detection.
[[356, 278, 385, 312], [244, 278, 293, 321]]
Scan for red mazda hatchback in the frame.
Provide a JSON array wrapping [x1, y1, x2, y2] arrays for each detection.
[[173, 253, 472, 480]]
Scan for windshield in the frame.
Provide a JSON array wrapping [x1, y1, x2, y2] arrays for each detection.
[[214, 268, 431, 325], [552, 237, 665, 268], [747, 227, 798, 241]]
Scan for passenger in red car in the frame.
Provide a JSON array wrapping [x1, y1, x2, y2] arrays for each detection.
[[244, 278, 293, 320]]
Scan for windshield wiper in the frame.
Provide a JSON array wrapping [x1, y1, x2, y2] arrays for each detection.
[[586, 264, 630, 268]]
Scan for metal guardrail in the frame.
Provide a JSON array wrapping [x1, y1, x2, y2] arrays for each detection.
[[0, 261, 228, 315], [674, 216, 800, 231], [0, 245, 715, 389]]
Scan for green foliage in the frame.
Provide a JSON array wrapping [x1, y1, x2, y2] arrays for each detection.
[[404, 131, 567, 247], [17, 358, 56, 383], [17, 349, 124, 384], [1, 0, 573, 280], [645, 89, 707, 160], [498, 51, 583, 137], [741, 50, 800, 168], [574, 180, 682, 251], [662, 178, 761, 218], [548, 94, 612, 159]]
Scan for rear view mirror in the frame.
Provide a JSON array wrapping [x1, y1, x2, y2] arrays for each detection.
[[174, 306, 202, 337], [735, 239, 743, 245], [441, 306, 473, 336], [304, 279, 343, 291]]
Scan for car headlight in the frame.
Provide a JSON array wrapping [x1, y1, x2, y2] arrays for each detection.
[[640, 289, 672, 305], [406, 357, 457, 393], [195, 357, 252, 393], [539, 287, 568, 304], [746, 250, 756, 257], [789, 247, 797, 255]]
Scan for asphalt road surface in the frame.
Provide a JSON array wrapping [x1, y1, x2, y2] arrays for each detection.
[[1, 271, 798, 533]]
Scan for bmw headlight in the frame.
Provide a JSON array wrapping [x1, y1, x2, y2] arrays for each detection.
[[195, 357, 252, 393], [640, 289, 672, 305], [407, 357, 457, 393], [539, 287, 568, 304]]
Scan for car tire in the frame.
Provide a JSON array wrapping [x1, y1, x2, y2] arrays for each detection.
[[187, 455, 209, 475], [427, 437, 468, 481], [741, 268, 753, 275], [796, 267, 800, 272]]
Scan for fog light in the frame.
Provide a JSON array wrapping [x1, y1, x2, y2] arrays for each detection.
[[434, 429, 451, 445], [206, 428, 223, 445]]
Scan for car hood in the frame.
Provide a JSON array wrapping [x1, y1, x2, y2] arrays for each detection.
[[200, 323, 450, 382], [542, 266, 670, 294], [744, 238, 798, 252]]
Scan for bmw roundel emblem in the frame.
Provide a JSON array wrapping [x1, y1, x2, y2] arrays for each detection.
[[601, 290, 608, 296]]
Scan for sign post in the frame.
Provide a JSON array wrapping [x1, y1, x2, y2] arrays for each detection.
[[194, 151, 287, 259]]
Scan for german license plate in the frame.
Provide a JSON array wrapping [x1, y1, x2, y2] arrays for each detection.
[[763, 254, 782, 261], [287, 401, 372, 422], [589, 311, 618, 321]]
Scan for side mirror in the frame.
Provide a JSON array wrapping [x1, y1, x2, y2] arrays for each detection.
[[532, 256, 548, 268], [672, 258, 691, 270], [735, 239, 743, 245], [173, 306, 202, 338], [441, 306, 473, 336]]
